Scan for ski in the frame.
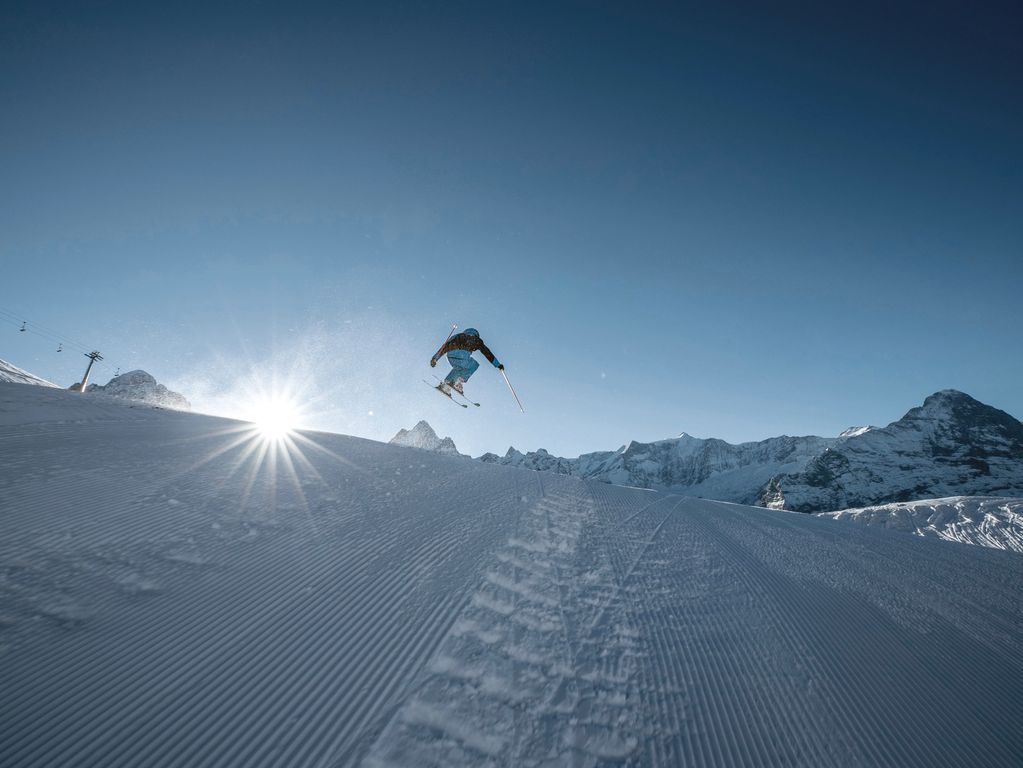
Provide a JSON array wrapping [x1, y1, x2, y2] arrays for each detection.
[[454, 392, 481, 407], [429, 375, 480, 407], [424, 380, 467, 407]]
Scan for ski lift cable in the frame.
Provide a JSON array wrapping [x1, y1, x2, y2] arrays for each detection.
[[0, 305, 128, 375], [0, 315, 59, 341], [0, 306, 95, 351], [3, 318, 125, 373], [0, 314, 84, 350], [0, 315, 127, 375], [0, 304, 104, 354], [0, 306, 97, 353], [0, 314, 57, 342], [0, 313, 74, 347]]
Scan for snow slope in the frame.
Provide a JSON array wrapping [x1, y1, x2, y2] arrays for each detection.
[[0, 357, 59, 387], [823, 496, 1023, 553], [2, 382, 1023, 766]]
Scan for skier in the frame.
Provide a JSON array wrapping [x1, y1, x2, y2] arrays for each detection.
[[430, 328, 503, 395]]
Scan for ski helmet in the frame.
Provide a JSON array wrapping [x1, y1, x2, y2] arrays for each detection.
[[463, 327, 479, 337]]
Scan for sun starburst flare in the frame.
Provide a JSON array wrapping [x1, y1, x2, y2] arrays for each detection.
[[250, 396, 301, 442], [174, 364, 371, 538]]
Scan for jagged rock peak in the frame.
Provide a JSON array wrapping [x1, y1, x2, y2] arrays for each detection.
[[113, 370, 157, 385], [903, 390, 1023, 444], [910, 389, 1011, 422], [389, 420, 462, 456], [912, 389, 969, 413], [409, 420, 439, 438], [925, 388, 973, 403], [86, 370, 190, 410]]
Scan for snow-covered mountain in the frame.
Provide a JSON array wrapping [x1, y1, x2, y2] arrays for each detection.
[[772, 390, 1023, 511], [3, 380, 1023, 766], [0, 357, 58, 387], [482, 433, 837, 504], [86, 369, 190, 410], [822, 496, 1023, 553], [390, 420, 463, 455], [480, 390, 1023, 513]]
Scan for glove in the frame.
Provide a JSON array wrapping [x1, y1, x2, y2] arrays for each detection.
[[494, 360, 504, 370], [430, 358, 437, 368]]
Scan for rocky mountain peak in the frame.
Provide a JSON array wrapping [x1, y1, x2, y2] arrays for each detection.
[[86, 370, 190, 410], [409, 420, 438, 438], [112, 370, 157, 386], [767, 390, 1023, 511], [389, 421, 463, 456], [896, 390, 1023, 457]]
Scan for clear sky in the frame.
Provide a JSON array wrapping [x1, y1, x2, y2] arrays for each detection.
[[2, 0, 1021, 457]]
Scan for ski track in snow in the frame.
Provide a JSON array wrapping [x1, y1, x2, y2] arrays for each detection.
[[2, 382, 1023, 766], [364, 479, 644, 767]]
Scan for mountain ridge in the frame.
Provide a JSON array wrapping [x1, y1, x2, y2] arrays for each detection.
[[480, 390, 1023, 513]]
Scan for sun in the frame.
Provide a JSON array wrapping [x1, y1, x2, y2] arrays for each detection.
[[250, 396, 301, 441]]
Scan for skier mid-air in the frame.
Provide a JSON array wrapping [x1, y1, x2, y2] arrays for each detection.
[[430, 328, 503, 396]]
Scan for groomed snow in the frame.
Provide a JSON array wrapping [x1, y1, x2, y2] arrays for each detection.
[[2, 381, 1023, 766]]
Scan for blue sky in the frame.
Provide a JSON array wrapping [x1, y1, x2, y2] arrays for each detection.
[[2, 1, 1021, 457]]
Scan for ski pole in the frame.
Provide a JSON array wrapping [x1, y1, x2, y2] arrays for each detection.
[[433, 324, 457, 367], [501, 369, 524, 412]]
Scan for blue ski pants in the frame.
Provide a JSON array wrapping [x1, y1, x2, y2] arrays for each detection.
[[445, 349, 479, 384]]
